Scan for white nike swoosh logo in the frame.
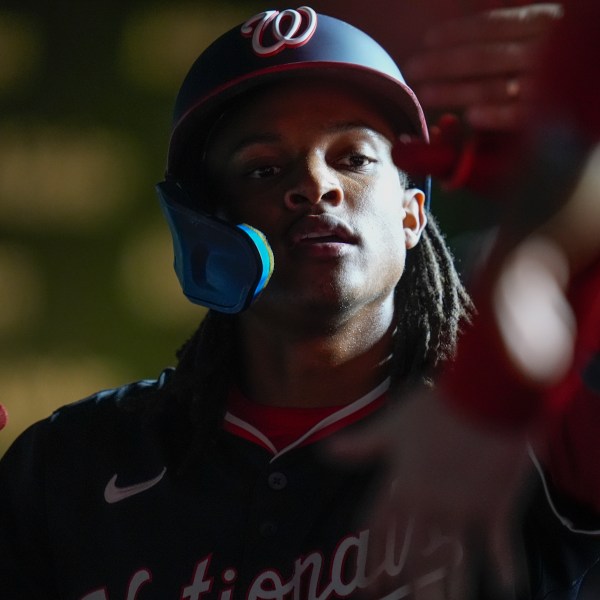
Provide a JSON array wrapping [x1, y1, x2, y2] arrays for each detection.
[[104, 467, 167, 504]]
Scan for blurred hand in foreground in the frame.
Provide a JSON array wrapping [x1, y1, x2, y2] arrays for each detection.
[[405, 3, 563, 131]]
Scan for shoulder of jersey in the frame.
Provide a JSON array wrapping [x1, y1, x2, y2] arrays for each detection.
[[48, 367, 174, 427]]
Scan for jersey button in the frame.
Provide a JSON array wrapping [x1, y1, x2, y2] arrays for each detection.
[[268, 471, 288, 491], [259, 521, 278, 537]]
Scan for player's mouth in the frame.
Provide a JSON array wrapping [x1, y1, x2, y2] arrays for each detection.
[[287, 214, 357, 256]]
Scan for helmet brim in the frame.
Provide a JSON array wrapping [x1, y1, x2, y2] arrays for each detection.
[[167, 61, 427, 180]]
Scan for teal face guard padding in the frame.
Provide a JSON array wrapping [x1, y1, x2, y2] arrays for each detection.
[[157, 180, 273, 314]]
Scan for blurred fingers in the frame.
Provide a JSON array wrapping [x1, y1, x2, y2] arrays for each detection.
[[406, 40, 539, 84], [415, 75, 533, 109], [423, 4, 563, 48]]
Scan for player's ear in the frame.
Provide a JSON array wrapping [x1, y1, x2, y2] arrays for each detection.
[[402, 188, 427, 249]]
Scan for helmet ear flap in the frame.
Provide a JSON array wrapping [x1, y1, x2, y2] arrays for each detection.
[[156, 180, 273, 313]]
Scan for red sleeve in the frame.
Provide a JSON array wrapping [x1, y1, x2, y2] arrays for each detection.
[[440, 258, 600, 509], [541, 259, 600, 510]]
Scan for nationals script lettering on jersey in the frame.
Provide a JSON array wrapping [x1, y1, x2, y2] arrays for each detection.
[[79, 521, 461, 600]]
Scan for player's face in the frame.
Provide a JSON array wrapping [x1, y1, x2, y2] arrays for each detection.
[[204, 79, 426, 321]]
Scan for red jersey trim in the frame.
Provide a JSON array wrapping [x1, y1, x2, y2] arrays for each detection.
[[223, 378, 390, 461]]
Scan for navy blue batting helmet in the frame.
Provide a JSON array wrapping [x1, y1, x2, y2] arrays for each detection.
[[157, 6, 429, 313], [167, 6, 427, 178]]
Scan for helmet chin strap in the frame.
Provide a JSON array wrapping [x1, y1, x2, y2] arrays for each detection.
[[156, 180, 273, 314]]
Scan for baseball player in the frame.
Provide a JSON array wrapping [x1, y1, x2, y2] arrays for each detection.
[[0, 8, 472, 599]]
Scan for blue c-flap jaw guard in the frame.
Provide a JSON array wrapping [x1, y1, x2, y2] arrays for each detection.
[[156, 180, 274, 314]]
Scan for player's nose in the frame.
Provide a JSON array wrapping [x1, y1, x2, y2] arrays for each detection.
[[284, 154, 343, 209]]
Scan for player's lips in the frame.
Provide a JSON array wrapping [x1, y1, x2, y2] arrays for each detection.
[[287, 214, 357, 249]]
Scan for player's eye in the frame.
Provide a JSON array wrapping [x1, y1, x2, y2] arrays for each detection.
[[246, 165, 282, 179], [337, 153, 375, 170]]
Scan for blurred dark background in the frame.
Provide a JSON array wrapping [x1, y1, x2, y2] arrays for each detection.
[[0, 1, 478, 455]]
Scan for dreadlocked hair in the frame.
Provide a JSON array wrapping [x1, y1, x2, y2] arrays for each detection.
[[150, 310, 238, 474], [390, 213, 473, 393], [149, 213, 472, 472]]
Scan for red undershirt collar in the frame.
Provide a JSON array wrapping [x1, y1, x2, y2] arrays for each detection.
[[223, 379, 390, 460]]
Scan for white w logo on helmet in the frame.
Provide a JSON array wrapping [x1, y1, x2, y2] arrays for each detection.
[[241, 6, 318, 57]]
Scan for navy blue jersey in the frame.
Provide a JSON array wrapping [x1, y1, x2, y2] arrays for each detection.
[[1, 370, 599, 599]]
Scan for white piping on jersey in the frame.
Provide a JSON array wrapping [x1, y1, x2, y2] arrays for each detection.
[[528, 444, 600, 535], [224, 377, 391, 463], [225, 413, 279, 455]]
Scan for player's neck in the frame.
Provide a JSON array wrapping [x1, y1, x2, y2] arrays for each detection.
[[235, 303, 396, 408]]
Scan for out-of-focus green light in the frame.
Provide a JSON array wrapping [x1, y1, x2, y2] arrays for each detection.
[[118, 223, 205, 326], [0, 12, 39, 92], [0, 244, 43, 335], [0, 125, 141, 231], [120, 4, 261, 91]]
